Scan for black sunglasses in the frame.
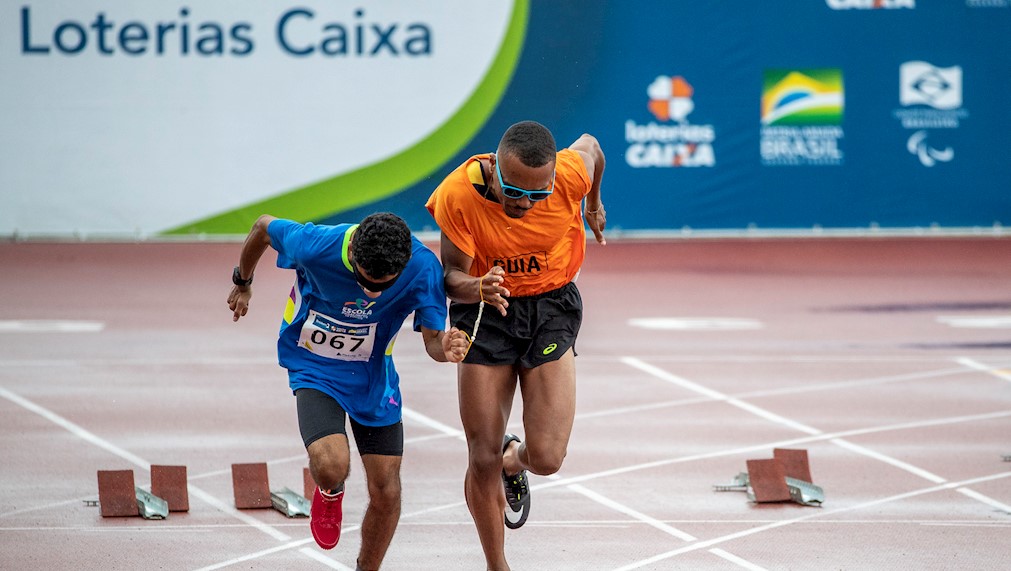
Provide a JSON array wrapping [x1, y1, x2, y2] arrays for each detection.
[[353, 264, 400, 292]]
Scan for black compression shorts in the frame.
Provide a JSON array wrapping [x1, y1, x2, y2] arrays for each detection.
[[295, 388, 404, 456], [450, 281, 582, 369]]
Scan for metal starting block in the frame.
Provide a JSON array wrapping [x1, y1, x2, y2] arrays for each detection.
[[271, 487, 311, 518], [1002, 454, 1010, 462], [135, 487, 169, 519], [713, 449, 824, 507]]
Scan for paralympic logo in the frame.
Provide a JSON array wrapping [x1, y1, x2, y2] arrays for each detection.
[[906, 131, 953, 167]]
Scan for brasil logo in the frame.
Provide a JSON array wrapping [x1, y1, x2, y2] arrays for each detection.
[[760, 68, 845, 166], [761, 69, 844, 126]]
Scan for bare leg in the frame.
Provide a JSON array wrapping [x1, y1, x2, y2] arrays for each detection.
[[356, 454, 403, 571], [458, 362, 518, 571], [307, 433, 351, 491], [504, 349, 576, 478]]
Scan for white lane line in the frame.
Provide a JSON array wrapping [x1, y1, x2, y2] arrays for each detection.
[[938, 316, 1011, 328], [576, 365, 975, 423], [534, 409, 1011, 493], [628, 318, 763, 331], [190, 538, 315, 571], [829, 438, 947, 484], [709, 548, 770, 571], [956, 356, 1011, 383], [401, 406, 465, 440], [566, 484, 697, 541], [0, 386, 291, 543], [0, 320, 104, 333], [610, 471, 1011, 571], [622, 357, 821, 435], [623, 358, 1011, 512], [955, 487, 1011, 514], [298, 547, 356, 570]]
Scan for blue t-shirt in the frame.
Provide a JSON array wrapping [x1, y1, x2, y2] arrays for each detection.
[[268, 219, 448, 426]]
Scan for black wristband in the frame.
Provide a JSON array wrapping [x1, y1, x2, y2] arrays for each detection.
[[232, 266, 253, 286]]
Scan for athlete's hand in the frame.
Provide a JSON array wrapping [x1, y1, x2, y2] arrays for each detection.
[[228, 285, 252, 322], [442, 327, 469, 363], [480, 266, 510, 316], [586, 204, 607, 245]]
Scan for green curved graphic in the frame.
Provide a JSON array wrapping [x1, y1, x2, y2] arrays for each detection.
[[165, 0, 529, 235]]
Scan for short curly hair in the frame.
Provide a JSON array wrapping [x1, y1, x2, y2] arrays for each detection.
[[498, 120, 557, 168], [351, 212, 412, 278]]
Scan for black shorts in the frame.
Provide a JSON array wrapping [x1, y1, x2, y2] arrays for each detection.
[[450, 281, 582, 369], [295, 388, 404, 456]]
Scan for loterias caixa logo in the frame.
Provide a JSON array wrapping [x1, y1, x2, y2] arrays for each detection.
[[760, 69, 845, 166], [623, 75, 716, 168], [894, 61, 968, 167]]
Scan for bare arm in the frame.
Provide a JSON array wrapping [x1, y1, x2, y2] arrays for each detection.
[[440, 232, 510, 317], [420, 326, 469, 363], [227, 214, 277, 322], [570, 133, 607, 245]]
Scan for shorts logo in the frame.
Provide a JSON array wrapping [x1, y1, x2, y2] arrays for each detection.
[[542, 343, 557, 355]]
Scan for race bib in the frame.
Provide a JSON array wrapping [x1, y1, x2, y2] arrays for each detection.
[[298, 310, 376, 362]]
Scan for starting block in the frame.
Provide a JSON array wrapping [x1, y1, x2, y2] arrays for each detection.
[[271, 488, 311, 517], [233, 462, 314, 517], [713, 448, 824, 507], [151, 465, 189, 512], [232, 463, 272, 509], [96, 469, 169, 519], [1003, 454, 1010, 462], [97, 470, 139, 517]]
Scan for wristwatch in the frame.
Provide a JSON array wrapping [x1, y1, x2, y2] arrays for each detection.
[[232, 266, 253, 287]]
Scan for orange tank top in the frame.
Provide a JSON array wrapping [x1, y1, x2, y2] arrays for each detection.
[[426, 149, 591, 297]]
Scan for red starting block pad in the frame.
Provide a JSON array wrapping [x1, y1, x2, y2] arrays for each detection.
[[745, 459, 792, 503], [232, 463, 271, 509], [304, 467, 315, 501], [151, 465, 189, 512], [774, 448, 813, 483], [97, 470, 140, 517]]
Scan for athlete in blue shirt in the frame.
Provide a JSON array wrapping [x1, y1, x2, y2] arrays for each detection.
[[228, 212, 467, 567]]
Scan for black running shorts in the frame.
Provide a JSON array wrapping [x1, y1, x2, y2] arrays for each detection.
[[450, 281, 582, 369], [295, 388, 404, 456]]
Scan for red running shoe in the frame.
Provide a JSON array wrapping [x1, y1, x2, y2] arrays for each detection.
[[310, 484, 344, 549]]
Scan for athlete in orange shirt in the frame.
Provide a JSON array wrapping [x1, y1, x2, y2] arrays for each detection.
[[426, 121, 606, 571]]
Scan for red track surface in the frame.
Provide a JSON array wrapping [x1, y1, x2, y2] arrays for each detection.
[[1, 238, 1010, 570]]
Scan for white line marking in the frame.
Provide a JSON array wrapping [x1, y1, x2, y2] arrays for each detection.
[[190, 538, 315, 571], [534, 410, 1011, 492], [298, 547, 357, 570], [0, 386, 291, 543], [709, 548, 770, 571], [937, 315, 1011, 328], [829, 438, 947, 484], [628, 318, 764, 331], [0, 320, 105, 333], [610, 471, 1011, 571], [566, 484, 697, 541], [955, 487, 1011, 513], [956, 357, 1011, 383], [401, 406, 465, 440], [621, 357, 1011, 516], [622, 357, 821, 434]]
